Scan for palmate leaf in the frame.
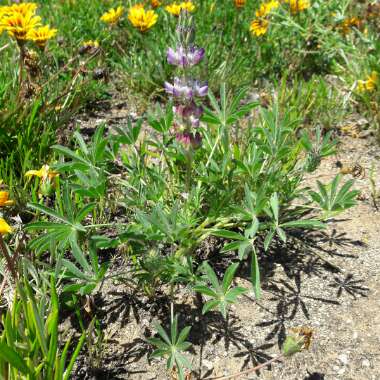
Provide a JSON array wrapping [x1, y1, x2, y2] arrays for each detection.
[[148, 315, 192, 380]]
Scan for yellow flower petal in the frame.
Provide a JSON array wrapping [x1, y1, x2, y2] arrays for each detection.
[[128, 5, 158, 32], [0, 218, 12, 235], [0, 191, 14, 207], [100, 6, 124, 25], [25, 165, 58, 182]]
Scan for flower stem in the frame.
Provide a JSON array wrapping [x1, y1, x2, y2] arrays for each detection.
[[17, 42, 25, 100], [185, 147, 193, 193]]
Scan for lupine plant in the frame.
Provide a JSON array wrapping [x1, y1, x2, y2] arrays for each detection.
[[0, 1, 373, 379]]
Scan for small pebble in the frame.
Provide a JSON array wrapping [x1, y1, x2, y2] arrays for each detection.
[[338, 353, 349, 365], [362, 359, 371, 368]]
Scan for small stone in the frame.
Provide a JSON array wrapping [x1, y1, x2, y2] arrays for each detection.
[[338, 367, 346, 375], [338, 354, 349, 365], [362, 359, 371, 368], [202, 359, 214, 372]]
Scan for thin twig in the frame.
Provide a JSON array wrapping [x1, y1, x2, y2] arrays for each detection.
[[0, 236, 17, 281], [204, 354, 284, 380]]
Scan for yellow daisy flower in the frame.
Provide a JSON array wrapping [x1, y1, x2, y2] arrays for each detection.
[[165, 3, 182, 16], [180, 1, 195, 12], [151, 0, 161, 8], [27, 25, 57, 48], [256, 1, 280, 18], [0, 11, 41, 41], [357, 72, 378, 92], [100, 6, 124, 25], [285, 0, 310, 14], [25, 164, 58, 182], [250, 18, 269, 36], [83, 40, 99, 48], [128, 5, 158, 32], [166, 2, 195, 16], [339, 17, 361, 35], [0, 2, 38, 17], [234, 0, 246, 8]]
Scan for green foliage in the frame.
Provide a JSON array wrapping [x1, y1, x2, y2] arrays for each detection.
[[309, 174, 360, 219], [194, 262, 247, 318], [0, 277, 85, 380], [0, 1, 370, 377], [148, 313, 192, 380]]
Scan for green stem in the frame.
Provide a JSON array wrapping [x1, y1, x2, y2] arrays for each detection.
[[185, 148, 193, 193]]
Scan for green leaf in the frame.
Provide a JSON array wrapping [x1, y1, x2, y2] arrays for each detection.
[[202, 262, 220, 290], [0, 341, 31, 375], [27, 203, 72, 226], [250, 250, 261, 299], [177, 326, 191, 345], [276, 227, 287, 243], [222, 262, 239, 293], [264, 229, 275, 251], [63, 332, 85, 380], [61, 259, 92, 281], [221, 240, 243, 253], [270, 193, 279, 222], [224, 286, 248, 302], [69, 237, 92, 273], [171, 315, 178, 345], [46, 277, 59, 379], [152, 322, 171, 345], [281, 219, 325, 229], [193, 285, 217, 298], [24, 282, 48, 357], [202, 300, 219, 315], [211, 229, 245, 240], [148, 338, 169, 350], [52, 145, 90, 166], [238, 240, 251, 260]]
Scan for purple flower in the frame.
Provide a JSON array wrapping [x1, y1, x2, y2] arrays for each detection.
[[174, 102, 203, 118], [165, 78, 208, 100], [167, 46, 205, 67], [165, 77, 193, 99], [187, 46, 205, 66], [194, 81, 208, 97], [176, 131, 202, 148], [167, 46, 187, 67]]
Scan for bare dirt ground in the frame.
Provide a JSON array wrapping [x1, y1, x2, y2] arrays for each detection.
[[71, 97, 380, 380]]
